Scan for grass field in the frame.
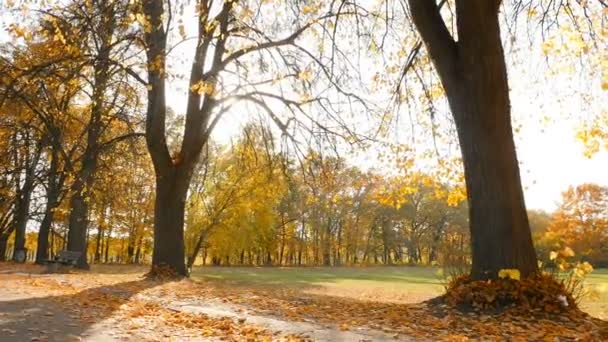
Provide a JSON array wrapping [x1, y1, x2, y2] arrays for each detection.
[[191, 266, 608, 319]]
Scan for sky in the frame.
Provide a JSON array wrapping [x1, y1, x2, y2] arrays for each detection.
[[1, 2, 606, 212], [157, 2, 608, 212]]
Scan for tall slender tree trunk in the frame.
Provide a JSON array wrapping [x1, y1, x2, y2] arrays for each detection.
[[104, 223, 113, 263], [0, 234, 9, 261], [278, 214, 287, 266], [36, 155, 60, 263], [322, 219, 332, 266], [13, 187, 33, 262], [187, 229, 207, 269], [408, 0, 537, 280], [95, 226, 104, 263], [13, 150, 37, 262], [134, 234, 144, 264], [66, 2, 115, 269]]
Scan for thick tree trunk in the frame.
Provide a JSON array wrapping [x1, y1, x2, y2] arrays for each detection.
[[67, 189, 90, 268], [408, 0, 537, 279], [36, 207, 54, 263], [151, 170, 189, 276]]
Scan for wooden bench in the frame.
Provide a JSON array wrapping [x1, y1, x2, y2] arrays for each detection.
[[45, 250, 82, 273]]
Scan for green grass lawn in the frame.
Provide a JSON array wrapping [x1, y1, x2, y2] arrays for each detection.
[[580, 269, 608, 319], [191, 266, 608, 319]]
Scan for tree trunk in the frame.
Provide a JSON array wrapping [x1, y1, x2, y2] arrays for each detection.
[[36, 206, 54, 263], [104, 223, 113, 263], [187, 229, 206, 269], [0, 235, 9, 261], [408, 0, 537, 280], [279, 215, 286, 266], [67, 187, 91, 269], [13, 150, 36, 262], [151, 169, 189, 276], [36, 163, 60, 263], [322, 219, 332, 266], [95, 225, 104, 263], [135, 234, 143, 264], [66, 2, 115, 270], [335, 221, 342, 266], [12, 183, 33, 262]]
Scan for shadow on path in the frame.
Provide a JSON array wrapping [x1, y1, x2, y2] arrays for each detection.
[[0, 275, 163, 341]]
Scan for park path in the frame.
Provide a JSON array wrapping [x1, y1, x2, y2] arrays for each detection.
[[160, 297, 407, 341], [0, 271, 415, 341], [0, 274, 122, 342]]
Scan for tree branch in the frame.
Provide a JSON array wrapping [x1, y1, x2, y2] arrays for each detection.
[[407, 0, 459, 88]]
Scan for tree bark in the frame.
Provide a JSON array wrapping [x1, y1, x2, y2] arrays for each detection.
[[151, 168, 190, 275], [13, 141, 38, 262], [408, 0, 537, 279], [104, 223, 113, 263], [322, 219, 332, 266], [36, 202, 55, 263], [187, 229, 207, 269], [36, 146, 61, 264], [134, 234, 143, 264], [67, 188, 90, 268], [0, 234, 9, 261], [66, 1, 115, 269], [12, 177, 34, 262]]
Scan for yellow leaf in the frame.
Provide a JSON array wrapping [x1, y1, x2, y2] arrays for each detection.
[[549, 251, 558, 261], [190, 80, 215, 95], [560, 246, 575, 258], [298, 69, 312, 81], [178, 23, 186, 40], [303, 4, 320, 15], [498, 269, 520, 281]]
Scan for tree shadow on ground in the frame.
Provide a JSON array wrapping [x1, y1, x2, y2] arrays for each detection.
[[0, 275, 163, 342]]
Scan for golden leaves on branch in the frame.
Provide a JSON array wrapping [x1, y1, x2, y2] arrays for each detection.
[[190, 80, 215, 96]]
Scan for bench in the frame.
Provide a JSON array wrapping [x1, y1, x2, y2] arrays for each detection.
[[45, 250, 82, 273]]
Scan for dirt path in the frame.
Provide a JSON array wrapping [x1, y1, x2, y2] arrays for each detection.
[[0, 271, 410, 341], [163, 298, 407, 341], [0, 280, 121, 341]]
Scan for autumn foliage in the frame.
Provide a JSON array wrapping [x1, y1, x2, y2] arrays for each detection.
[[538, 184, 608, 267]]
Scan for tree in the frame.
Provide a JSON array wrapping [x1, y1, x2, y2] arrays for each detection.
[[140, 0, 365, 275], [406, 0, 537, 279], [542, 184, 608, 266], [59, 0, 141, 268], [1, 4, 143, 266], [0, 79, 43, 261]]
